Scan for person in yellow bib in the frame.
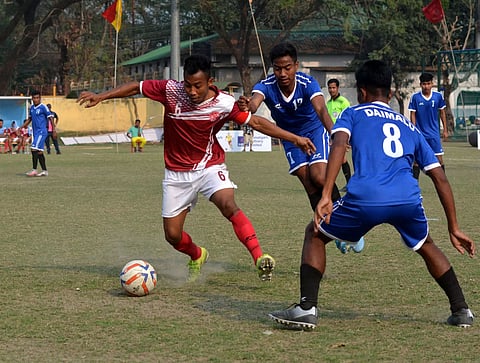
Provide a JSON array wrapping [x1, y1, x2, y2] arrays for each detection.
[[327, 78, 351, 193], [127, 119, 147, 152]]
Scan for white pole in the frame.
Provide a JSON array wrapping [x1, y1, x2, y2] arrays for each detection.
[[170, 0, 180, 80]]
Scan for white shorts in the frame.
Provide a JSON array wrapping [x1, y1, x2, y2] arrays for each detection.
[[162, 164, 237, 218]]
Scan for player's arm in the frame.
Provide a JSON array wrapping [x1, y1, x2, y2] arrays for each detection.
[[427, 167, 475, 257], [19, 118, 32, 128], [312, 95, 334, 133], [77, 81, 141, 108], [238, 93, 264, 113], [314, 131, 348, 231], [48, 115, 55, 130], [409, 111, 416, 125], [439, 108, 448, 139], [248, 115, 315, 155]]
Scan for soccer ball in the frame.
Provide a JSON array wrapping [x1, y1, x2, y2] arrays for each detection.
[[120, 260, 157, 296]]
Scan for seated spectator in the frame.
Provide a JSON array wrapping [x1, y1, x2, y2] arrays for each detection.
[[126, 119, 147, 152], [17, 122, 32, 154], [6, 121, 19, 154], [0, 119, 7, 153]]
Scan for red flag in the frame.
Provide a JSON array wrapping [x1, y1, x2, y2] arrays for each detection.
[[102, 0, 122, 32], [422, 0, 444, 24]]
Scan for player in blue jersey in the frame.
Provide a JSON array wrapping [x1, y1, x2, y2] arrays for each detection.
[[269, 60, 475, 330], [20, 90, 55, 177], [239, 42, 364, 253], [408, 72, 448, 179]]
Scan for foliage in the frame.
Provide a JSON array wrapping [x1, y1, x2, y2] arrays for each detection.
[[196, 0, 324, 94], [0, 0, 477, 102]]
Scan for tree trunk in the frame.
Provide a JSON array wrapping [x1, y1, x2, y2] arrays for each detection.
[[442, 69, 455, 134]]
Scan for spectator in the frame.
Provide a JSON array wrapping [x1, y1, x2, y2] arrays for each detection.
[[17, 122, 32, 154], [243, 124, 254, 152], [326, 78, 352, 190], [126, 119, 147, 152], [0, 119, 7, 153], [6, 121, 19, 154]]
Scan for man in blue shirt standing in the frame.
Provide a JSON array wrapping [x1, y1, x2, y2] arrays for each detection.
[[408, 72, 448, 179], [21, 90, 54, 177], [269, 60, 475, 330]]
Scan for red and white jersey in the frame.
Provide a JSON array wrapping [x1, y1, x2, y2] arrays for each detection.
[[140, 79, 251, 171], [6, 127, 18, 137], [20, 127, 29, 137]]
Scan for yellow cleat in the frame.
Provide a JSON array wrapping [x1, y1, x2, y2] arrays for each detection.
[[187, 247, 209, 282]]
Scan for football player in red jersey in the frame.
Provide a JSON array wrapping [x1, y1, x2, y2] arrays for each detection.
[[78, 54, 315, 283]]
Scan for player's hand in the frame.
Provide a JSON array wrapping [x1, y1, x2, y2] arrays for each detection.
[[237, 95, 250, 112], [294, 136, 316, 155], [77, 91, 101, 108], [449, 229, 475, 258], [313, 196, 333, 232], [442, 130, 449, 141], [52, 130, 57, 140]]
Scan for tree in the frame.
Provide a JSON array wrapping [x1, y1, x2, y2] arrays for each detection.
[[428, 0, 478, 133], [195, 0, 323, 94], [0, 0, 85, 95], [325, 0, 435, 114]]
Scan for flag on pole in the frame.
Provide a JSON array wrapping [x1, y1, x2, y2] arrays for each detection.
[[102, 0, 122, 32], [422, 0, 444, 24]]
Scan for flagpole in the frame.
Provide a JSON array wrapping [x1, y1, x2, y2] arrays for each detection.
[[102, 0, 122, 153], [114, 29, 119, 153]]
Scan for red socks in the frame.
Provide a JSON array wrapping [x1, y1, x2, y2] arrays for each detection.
[[229, 210, 262, 263], [174, 210, 263, 264], [174, 231, 202, 260]]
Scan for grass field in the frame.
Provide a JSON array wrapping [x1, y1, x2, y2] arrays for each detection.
[[0, 142, 479, 362]]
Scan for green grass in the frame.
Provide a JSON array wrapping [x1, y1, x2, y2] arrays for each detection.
[[0, 142, 479, 362]]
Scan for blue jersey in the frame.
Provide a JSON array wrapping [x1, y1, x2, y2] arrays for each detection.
[[29, 103, 51, 135], [408, 91, 446, 139], [252, 72, 326, 135], [333, 101, 440, 206]]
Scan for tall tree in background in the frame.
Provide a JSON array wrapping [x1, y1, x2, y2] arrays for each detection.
[[427, 0, 477, 132], [0, 0, 84, 94], [196, 0, 323, 94], [326, 0, 434, 114]]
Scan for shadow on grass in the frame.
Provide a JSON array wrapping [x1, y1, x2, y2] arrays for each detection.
[[190, 290, 440, 329]]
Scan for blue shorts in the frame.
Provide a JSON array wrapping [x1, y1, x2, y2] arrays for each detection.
[[425, 137, 444, 155], [31, 132, 47, 151], [282, 128, 330, 174], [318, 199, 429, 251]]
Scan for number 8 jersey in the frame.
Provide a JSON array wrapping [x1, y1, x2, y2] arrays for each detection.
[[333, 101, 440, 205]]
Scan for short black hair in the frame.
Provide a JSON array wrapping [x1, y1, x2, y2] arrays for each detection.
[[269, 42, 297, 64], [183, 54, 211, 78], [419, 72, 434, 82], [327, 78, 340, 87], [355, 60, 391, 96], [31, 90, 40, 96], [46, 103, 51, 108]]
